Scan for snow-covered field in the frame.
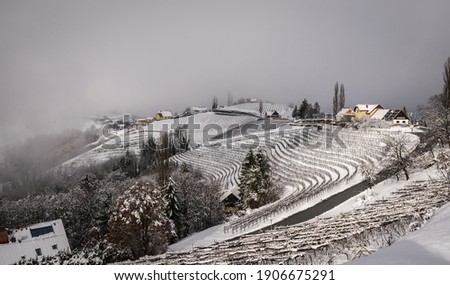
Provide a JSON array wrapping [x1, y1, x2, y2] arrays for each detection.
[[167, 128, 419, 252], [350, 201, 450, 264], [58, 112, 257, 170], [124, 174, 450, 265], [221, 102, 293, 118]]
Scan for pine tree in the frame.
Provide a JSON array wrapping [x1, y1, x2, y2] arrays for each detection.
[[292, 105, 298, 119], [255, 149, 278, 205], [299, 99, 309, 119], [256, 149, 270, 188], [238, 149, 279, 209], [313, 102, 321, 117], [164, 178, 179, 222], [238, 150, 259, 209]]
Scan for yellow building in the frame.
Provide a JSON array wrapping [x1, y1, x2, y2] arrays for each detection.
[[155, 111, 173, 121], [353, 104, 383, 120]]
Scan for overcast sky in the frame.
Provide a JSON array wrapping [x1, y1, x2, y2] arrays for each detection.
[[1, 0, 450, 143]]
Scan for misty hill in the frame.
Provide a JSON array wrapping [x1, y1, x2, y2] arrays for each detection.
[[220, 102, 294, 118], [59, 112, 258, 171]]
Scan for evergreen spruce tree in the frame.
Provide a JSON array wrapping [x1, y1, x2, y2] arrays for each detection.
[[299, 99, 309, 119], [292, 105, 298, 119], [255, 148, 278, 205], [164, 178, 179, 222], [238, 150, 259, 209], [238, 149, 279, 209]]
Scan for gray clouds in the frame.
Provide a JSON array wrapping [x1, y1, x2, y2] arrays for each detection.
[[1, 0, 450, 144]]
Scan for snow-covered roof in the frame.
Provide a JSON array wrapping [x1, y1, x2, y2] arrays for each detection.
[[157, 111, 173, 117], [371, 109, 390, 120], [220, 186, 240, 201], [192, 106, 208, 111], [336, 107, 353, 117], [355, 104, 383, 113], [265, 110, 279, 116]]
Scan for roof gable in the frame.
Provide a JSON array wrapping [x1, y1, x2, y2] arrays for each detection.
[[336, 107, 353, 116], [371, 109, 390, 120], [354, 104, 383, 113]]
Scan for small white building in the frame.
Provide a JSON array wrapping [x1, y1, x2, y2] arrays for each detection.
[[191, 106, 208, 114], [0, 219, 71, 264]]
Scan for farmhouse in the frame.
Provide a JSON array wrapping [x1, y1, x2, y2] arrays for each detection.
[[353, 104, 384, 119], [0, 219, 71, 264], [155, 111, 173, 121], [335, 107, 355, 122], [265, 110, 280, 118], [382, 109, 411, 125]]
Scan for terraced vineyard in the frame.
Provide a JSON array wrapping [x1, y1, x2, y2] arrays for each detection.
[[171, 127, 417, 233], [220, 102, 293, 118], [126, 180, 449, 265], [59, 112, 258, 170]]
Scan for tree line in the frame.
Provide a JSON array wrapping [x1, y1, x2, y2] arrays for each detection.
[[0, 132, 224, 264], [292, 99, 322, 119]]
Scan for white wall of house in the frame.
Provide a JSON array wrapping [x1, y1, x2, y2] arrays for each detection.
[[394, 119, 410, 125], [0, 219, 70, 264]]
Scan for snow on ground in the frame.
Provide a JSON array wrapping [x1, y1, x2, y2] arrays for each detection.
[[151, 112, 258, 145], [221, 102, 293, 118], [350, 200, 450, 264], [170, 172, 367, 252], [320, 166, 441, 219], [58, 112, 257, 170], [387, 125, 425, 133]]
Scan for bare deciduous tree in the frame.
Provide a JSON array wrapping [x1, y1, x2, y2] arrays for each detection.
[[419, 57, 450, 147], [383, 133, 414, 181]]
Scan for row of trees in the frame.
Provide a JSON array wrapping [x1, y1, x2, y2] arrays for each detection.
[[332, 82, 345, 116], [292, 100, 322, 119], [0, 131, 224, 263]]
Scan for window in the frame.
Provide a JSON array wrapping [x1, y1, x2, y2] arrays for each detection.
[[30, 225, 54, 238], [402, 120, 406, 124], [35, 248, 42, 256], [52, 244, 58, 250]]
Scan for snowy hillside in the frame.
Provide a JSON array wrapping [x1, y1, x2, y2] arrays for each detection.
[[123, 178, 450, 265], [58, 112, 257, 170], [172, 127, 418, 236], [350, 201, 450, 264], [221, 102, 293, 118]]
